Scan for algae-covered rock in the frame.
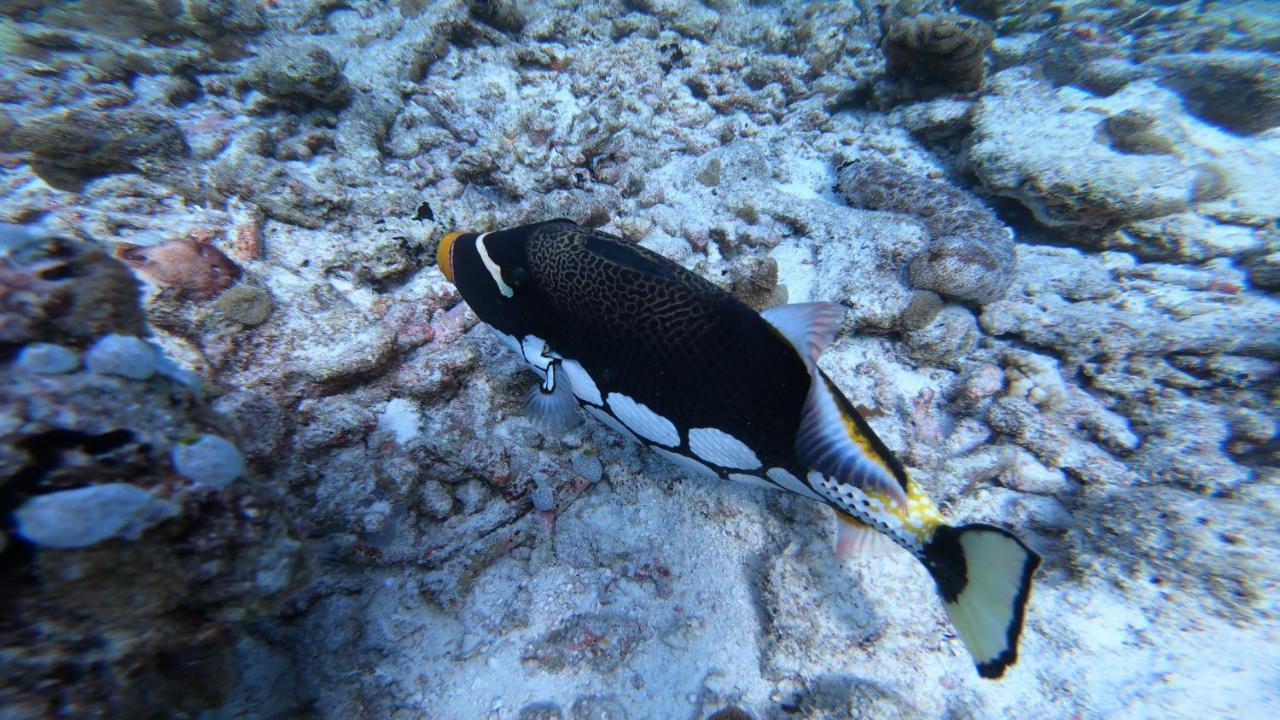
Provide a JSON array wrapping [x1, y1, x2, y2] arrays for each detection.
[[882, 12, 995, 96], [116, 237, 242, 300], [1150, 51, 1280, 136], [969, 69, 1201, 228], [253, 43, 351, 110], [0, 234, 148, 353], [0, 301, 303, 718], [10, 107, 188, 191]]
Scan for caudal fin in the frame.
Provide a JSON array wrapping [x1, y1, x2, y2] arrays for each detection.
[[923, 523, 1040, 679]]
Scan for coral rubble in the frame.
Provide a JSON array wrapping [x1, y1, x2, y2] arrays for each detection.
[[1, 0, 1277, 718]]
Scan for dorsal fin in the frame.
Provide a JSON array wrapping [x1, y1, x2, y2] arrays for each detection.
[[761, 302, 845, 365]]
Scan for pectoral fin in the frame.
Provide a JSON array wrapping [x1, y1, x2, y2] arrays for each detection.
[[525, 360, 581, 434]]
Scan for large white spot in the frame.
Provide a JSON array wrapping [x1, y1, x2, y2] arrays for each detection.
[[521, 335, 553, 371], [653, 447, 720, 481], [585, 405, 639, 444], [489, 327, 521, 354], [767, 467, 825, 501], [476, 232, 513, 297], [728, 472, 778, 492], [607, 393, 679, 447], [688, 427, 762, 470], [559, 359, 602, 406]]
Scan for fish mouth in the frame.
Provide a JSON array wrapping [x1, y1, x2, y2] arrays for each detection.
[[437, 231, 463, 283]]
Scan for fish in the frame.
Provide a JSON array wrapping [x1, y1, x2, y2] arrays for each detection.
[[436, 218, 1040, 679]]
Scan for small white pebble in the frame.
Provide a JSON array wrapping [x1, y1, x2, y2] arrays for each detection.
[[16, 343, 80, 374], [172, 434, 245, 489], [85, 334, 157, 380]]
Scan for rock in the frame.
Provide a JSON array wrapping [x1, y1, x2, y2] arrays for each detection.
[[15, 343, 80, 374], [569, 695, 631, 720], [14, 483, 178, 549], [1150, 51, 1280, 135], [882, 13, 995, 96], [172, 433, 245, 489], [1030, 22, 1137, 96], [522, 612, 642, 673], [0, 237, 146, 352], [254, 44, 351, 110], [1099, 109, 1177, 155], [1107, 213, 1263, 263], [518, 702, 563, 720], [419, 480, 455, 519], [969, 69, 1202, 228], [211, 391, 288, 462], [202, 283, 273, 329], [10, 107, 188, 191], [901, 305, 979, 366], [530, 482, 555, 512], [470, 0, 525, 34], [835, 158, 1014, 304], [85, 334, 157, 379], [1245, 251, 1280, 289], [571, 454, 604, 484], [724, 254, 784, 311], [454, 479, 490, 515]]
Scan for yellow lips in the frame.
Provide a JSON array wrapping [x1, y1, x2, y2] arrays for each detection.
[[437, 231, 463, 283]]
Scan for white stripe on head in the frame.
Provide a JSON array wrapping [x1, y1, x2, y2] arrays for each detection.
[[476, 232, 514, 298]]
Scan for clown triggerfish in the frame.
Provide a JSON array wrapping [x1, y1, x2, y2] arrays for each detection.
[[437, 219, 1040, 679]]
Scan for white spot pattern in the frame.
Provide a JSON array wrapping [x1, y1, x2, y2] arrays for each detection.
[[728, 472, 777, 492], [653, 447, 720, 481], [607, 393, 679, 447], [767, 467, 825, 501], [521, 335, 553, 371], [585, 405, 639, 444], [688, 427, 762, 470], [559, 359, 602, 406], [490, 328, 521, 353]]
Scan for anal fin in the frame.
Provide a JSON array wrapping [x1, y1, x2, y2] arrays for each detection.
[[835, 512, 892, 558], [525, 360, 581, 434]]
